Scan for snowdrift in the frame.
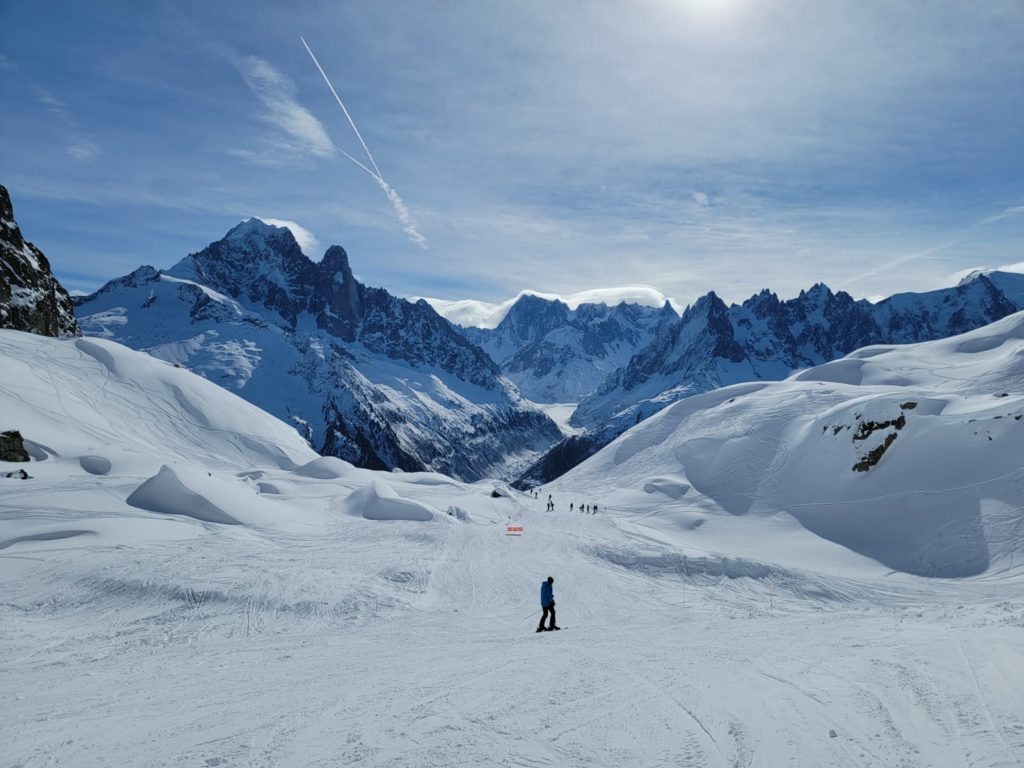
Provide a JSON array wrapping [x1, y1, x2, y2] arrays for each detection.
[[556, 312, 1024, 577], [293, 456, 356, 480], [127, 465, 286, 526], [342, 479, 438, 521]]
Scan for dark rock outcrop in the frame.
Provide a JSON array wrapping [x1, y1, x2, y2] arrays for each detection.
[[0, 430, 30, 462], [0, 185, 81, 337]]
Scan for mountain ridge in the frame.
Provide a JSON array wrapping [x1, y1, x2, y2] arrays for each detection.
[[514, 271, 1024, 486], [74, 219, 561, 481]]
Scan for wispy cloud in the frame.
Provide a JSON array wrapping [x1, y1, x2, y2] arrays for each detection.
[[257, 217, 320, 254], [37, 89, 69, 118], [978, 204, 1024, 226], [236, 55, 333, 158], [67, 141, 101, 160]]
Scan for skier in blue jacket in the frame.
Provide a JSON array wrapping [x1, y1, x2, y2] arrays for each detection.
[[537, 576, 559, 632]]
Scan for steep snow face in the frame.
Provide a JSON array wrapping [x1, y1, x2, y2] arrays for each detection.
[[0, 330, 315, 474], [74, 220, 560, 481], [460, 294, 675, 403], [0, 185, 80, 338], [555, 311, 1024, 577]]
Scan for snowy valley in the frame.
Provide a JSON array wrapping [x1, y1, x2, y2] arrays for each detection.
[[2, 182, 1024, 766], [2, 300, 1024, 765], [5, 1, 1024, 763]]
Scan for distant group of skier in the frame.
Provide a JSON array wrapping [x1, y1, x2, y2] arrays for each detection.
[[531, 492, 598, 514]]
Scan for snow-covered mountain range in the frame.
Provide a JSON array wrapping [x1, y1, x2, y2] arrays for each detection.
[[7, 177, 1021, 490], [0, 184, 80, 338], [511, 273, 1024, 486], [460, 294, 676, 403], [74, 218, 560, 481]]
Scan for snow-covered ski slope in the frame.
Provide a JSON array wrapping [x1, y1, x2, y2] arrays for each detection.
[[2, 326, 1023, 767], [554, 309, 1024, 579]]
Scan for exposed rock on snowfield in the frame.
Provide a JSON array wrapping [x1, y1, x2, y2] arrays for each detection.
[[0, 185, 80, 337], [75, 219, 560, 481], [0, 430, 30, 462]]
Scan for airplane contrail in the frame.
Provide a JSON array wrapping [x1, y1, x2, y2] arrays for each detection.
[[301, 36, 383, 182], [332, 142, 379, 181], [301, 36, 426, 248]]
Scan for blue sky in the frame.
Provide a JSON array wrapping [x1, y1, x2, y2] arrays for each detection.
[[2, 0, 1023, 307]]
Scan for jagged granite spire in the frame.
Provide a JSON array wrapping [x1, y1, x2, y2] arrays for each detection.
[[0, 184, 80, 337]]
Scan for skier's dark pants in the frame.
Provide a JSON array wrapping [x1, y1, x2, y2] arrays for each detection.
[[539, 605, 556, 630]]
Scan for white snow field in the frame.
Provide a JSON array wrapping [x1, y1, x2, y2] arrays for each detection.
[[2, 323, 1023, 768]]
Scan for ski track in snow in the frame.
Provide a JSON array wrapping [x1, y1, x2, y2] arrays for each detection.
[[2, 500, 1023, 768]]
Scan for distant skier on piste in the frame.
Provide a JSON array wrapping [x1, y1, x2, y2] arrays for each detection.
[[537, 576, 559, 632]]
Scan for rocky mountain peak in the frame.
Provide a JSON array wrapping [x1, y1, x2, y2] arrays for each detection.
[[804, 281, 831, 295], [496, 293, 572, 346], [743, 288, 782, 314], [1, 186, 25, 250], [320, 245, 354, 284], [683, 290, 728, 320], [0, 184, 81, 338]]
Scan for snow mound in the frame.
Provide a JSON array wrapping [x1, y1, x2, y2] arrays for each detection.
[[293, 456, 355, 480], [342, 479, 437, 521], [642, 475, 691, 499], [446, 505, 472, 521], [79, 455, 112, 476], [127, 465, 244, 525]]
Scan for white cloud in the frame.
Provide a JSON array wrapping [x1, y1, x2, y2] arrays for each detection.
[[258, 217, 320, 255], [691, 191, 710, 207], [67, 141, 101, 160], [237, 56, 333, 158], [978, 205, 1024, 226], [38, 90, 68, 118], [949, 260, 1024, 286]]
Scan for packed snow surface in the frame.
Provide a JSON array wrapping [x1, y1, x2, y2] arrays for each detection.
[[2, 327, 1023, 767]]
